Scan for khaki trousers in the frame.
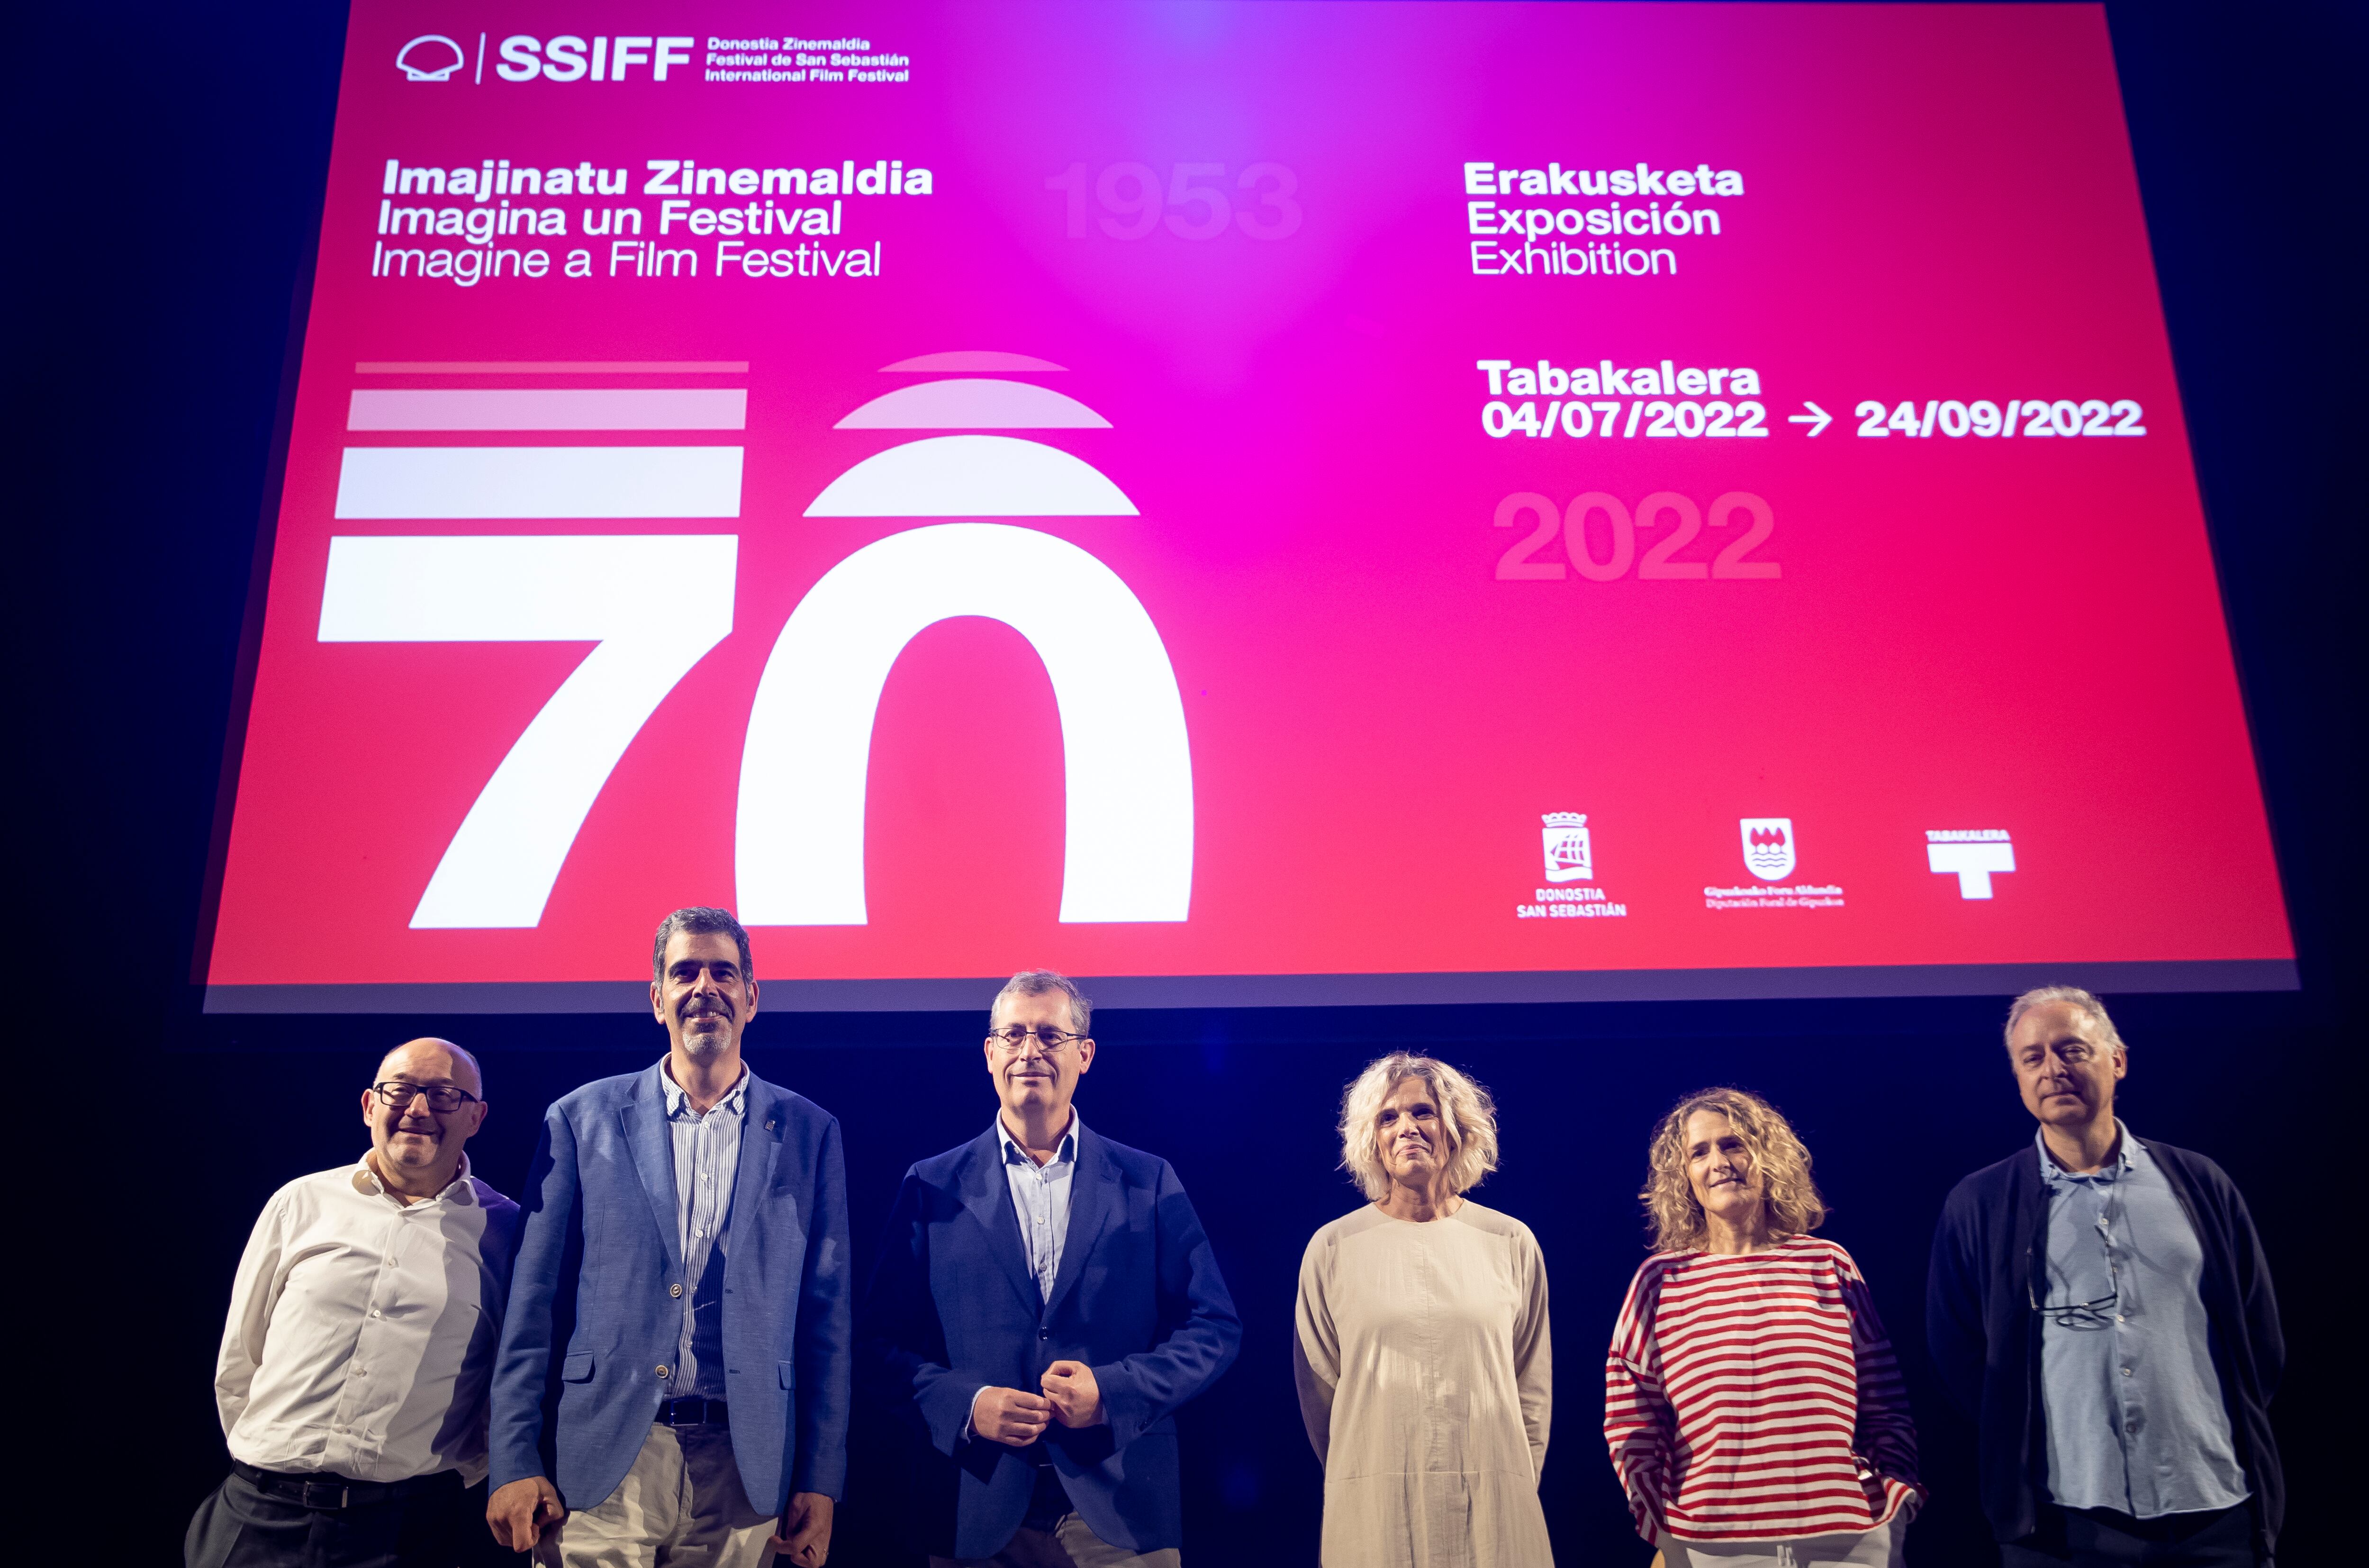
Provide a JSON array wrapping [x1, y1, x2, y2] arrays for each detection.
[[541, 1424, 776, 1568], [929, 1513, 1182, 1568]]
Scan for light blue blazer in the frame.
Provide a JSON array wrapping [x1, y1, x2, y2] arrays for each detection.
[[489, 1062, 851, 1514]]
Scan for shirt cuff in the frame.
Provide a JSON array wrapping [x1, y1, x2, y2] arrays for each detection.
[[962, 1384, 990, 1442]]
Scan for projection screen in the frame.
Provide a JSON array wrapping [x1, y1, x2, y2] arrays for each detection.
[[199, 2, 2295, 1011]]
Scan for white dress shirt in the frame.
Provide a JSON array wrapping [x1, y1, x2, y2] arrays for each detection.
[[965, 1111, 1080, 1436], [660, 1057, 747, 1401], [216, 1153, 521, 1484]]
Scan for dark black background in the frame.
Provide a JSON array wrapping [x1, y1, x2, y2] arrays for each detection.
[[9, 2, 2360, 1564]]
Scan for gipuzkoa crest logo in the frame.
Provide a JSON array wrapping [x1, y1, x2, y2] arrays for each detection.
[[1739, 817, 1795, 881], [1541, 812, 1593, 883], [396, 34, 466, 80]]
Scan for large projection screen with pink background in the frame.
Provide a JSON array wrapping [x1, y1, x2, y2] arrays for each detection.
[[201, 1, 2294, 1011]]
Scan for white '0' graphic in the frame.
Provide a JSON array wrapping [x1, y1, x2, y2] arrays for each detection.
[[319, 534, 737, 928], [736, 523, 1193, 924]]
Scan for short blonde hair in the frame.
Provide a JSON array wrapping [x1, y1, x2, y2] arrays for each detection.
[[1338, 1052, 1500, 1202], [1640, 1087, 1826, 1253]]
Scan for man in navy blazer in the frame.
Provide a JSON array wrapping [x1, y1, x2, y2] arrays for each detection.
[[864, 970, 1240, 1566], [487, 908, 851, 1567]]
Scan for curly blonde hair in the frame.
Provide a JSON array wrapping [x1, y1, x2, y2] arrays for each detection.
[[1338, 1052, 1500, 1202], [1640, 1086, 1826, 1252]]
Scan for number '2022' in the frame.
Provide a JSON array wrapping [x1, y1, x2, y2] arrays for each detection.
[[1493, 490, 1779, 582]]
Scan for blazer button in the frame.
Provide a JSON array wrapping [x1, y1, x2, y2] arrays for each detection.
[[656, 1364, 670, 1378], [1040, 1329, 1050, 1341], [670, 1283, 684, 1298]]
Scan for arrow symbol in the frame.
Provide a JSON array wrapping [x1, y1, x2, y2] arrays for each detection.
[[1788, 401, 1833, 437]]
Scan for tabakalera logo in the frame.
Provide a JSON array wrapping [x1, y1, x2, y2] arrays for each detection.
[[1927, 829, 2015, 900]]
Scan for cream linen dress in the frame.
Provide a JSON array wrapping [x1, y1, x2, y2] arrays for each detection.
[[1293, 1201, 1555, 1567]]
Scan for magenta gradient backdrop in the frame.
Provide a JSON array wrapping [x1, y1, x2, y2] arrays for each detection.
[[204, 2, 2290, 999]]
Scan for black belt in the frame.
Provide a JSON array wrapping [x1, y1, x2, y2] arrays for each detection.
[[231, 1461, 460, 1511], [656, 1396, 729, 1428]]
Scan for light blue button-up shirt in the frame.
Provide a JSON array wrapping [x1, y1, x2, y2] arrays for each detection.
[[963, 1111, 1081, 1440], [661, 1058, 747, 1402], [996, 1110, 1080, 1304], [2035, 1122, 2249, 1518]]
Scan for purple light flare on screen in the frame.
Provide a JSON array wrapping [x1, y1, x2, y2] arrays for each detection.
[[880, 351, 1068, 373], [835, 379, 1110, 430]]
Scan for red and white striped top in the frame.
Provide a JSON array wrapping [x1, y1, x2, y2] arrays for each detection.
[[1604, 1234, 1921, 1543]]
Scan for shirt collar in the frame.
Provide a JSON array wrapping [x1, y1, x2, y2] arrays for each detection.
[[995, 1109, 1081, 1168], [2037, 1119, 2140, 1184], [352, 1150, 477, 1204], [659, 1056, 749, 1118]]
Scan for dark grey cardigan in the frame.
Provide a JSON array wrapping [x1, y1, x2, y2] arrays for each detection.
[[1926, 1135, 2284, 1561]]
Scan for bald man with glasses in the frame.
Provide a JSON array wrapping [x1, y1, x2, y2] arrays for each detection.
[[188, 1038, 521, 1568]]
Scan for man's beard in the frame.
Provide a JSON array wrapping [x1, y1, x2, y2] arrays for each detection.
[[679, 1012, 732, 1057]]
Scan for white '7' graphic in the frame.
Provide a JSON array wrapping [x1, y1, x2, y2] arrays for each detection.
[[317, 534, 736, 928]]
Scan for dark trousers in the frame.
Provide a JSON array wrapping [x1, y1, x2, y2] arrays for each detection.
[[185, 1467, 475, 1568], [2001, 1502, 2259, 1568]]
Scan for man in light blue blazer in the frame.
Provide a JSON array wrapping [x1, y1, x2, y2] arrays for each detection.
[[864, 970, 1240, 1567], [487, 908, 851, 1568]]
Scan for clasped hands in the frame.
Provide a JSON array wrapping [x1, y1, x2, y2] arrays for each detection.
[[972, 1360, 1104, 1446]]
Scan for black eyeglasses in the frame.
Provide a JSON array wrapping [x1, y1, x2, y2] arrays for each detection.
[[2027, 1279, 2120, 1328], [372, 1080, 479, 1113], [986, 1026, 1086, 1052], [2026, 1179, 2123, 1329]]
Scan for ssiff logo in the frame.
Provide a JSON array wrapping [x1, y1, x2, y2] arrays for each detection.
[[1740, 818, 1794, 881], [396, 35, 466, 80], [1542, 812, 1592, 882]]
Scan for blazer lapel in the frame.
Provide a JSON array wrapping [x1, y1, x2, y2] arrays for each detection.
[[622, 1065, 684, 1281], [732, 1076, 787, 1225], [960, 1131, 1043, 1314], [1041, 1126, 1119, 1321]]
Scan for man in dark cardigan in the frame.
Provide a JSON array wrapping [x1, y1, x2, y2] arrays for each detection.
[[1928, 986, 2283, 1568]]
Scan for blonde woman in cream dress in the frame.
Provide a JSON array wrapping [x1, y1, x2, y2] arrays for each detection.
[[1293, 1052, 1554, 1567]]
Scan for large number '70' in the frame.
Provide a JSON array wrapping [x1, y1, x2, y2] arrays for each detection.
[[318, 535, 736, 928]]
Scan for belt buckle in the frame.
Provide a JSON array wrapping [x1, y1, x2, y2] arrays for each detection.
[[299, 1480, 351, 1509]]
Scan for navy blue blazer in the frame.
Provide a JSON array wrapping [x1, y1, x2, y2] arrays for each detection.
[[862, 1122, 1241, 1558], [488, 1063, 852, 1514]]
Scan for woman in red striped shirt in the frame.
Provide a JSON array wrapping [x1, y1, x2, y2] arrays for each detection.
[[1604, 1088, 1922, 1568]]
